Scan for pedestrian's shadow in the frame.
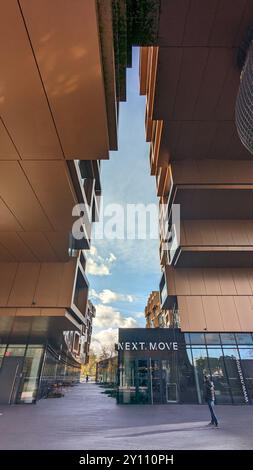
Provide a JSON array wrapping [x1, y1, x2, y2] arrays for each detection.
[[106, 426, 216, 439]]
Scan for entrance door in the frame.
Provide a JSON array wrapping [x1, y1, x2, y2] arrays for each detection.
[[0, 357, 23, 404], [161, 359, 178, 403]]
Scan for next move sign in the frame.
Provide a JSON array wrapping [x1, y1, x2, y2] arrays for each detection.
[[115, 341, 178, 352]]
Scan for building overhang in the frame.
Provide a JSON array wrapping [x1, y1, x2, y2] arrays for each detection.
[[171, 186, 253, 219], [0, 309, 81, 345], [0, 0, 112, 160], [172, 247, 253, 268]]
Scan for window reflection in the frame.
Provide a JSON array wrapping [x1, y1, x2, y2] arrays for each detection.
[[0, 345, 7, 368], [18, 347, 43, 404], [177, 348, 197, 403], [116, 333, 253, 405], [236, 333, 253, 345], [207, 348, 232, 404], [223, 349, 248, 404], [239, 348, 253, 402], [191, 348, 209, 403], [205, 334, 220, 344], [6, 345, 26, 357], [189, 333, 205, 344], [220, 333, 236, 345], [137, 360, 149, 404]]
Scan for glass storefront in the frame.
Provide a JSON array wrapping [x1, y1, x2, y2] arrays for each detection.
[[17, 346, 44, 403], [0, 342, 81, 404], [0, 316, 82, 404], [115, 329, 253, 405], [37, 347, 81, 400]]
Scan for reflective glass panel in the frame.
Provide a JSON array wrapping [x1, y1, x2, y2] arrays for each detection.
[[177, 348, 197, 403], [184, 333, 191, 345], [207, 348, 232, 404], [6, 345, 26, 357], [189, 333, 205, 345], [151, 360, 161, 403], [18, 347, 43, 403], [191, 348, 209, 403], [0, 346, 6, 356], [0, 346, 6, 368], [220, 333, 236, 345], [137, 360, 149, 404], [239, 348, 253, 403], [223, 349, 248, 404], [236, 334, 253, 345], [205, 334, 220, 345]]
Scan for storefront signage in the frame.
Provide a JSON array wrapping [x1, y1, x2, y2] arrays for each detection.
[[116, 341, 178, 352]]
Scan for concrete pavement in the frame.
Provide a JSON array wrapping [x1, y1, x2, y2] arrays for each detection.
[[0, 382, 252, 450]]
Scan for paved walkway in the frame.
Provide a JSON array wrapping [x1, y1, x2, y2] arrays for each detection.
[[0, 382, 252, 450]]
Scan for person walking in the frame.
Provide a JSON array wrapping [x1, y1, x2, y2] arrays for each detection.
[[204, 375, 219, 428], [86, 374, 89, 383]]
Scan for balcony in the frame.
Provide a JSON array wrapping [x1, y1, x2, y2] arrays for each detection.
[[156, 165, 172, 197], [167, 224, 180, 265], [165, 160, 253, 219], [159, 270, 177, 310], [149, 120, 163, 175], [144, 47, 159, 142], [166, 219, 253, 268]]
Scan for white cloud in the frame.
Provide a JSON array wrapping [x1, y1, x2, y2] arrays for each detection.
[[86, 246, 117, 276], [94, 239, 160, 277], [93, 304, 139, 329], [90, 246, 97, 256], [86, 258, 110, 276], [90, 288, 135, 304], [134, 311, 145, 319], [91, 328, 118, 355]]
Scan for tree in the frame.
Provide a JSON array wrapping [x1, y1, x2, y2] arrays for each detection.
[[81, 350, 97, 378], [99, 344, 117, 361]]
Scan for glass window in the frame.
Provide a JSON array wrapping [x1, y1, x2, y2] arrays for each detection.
[[5, 345, 26, 357], [118, 358, 140, 404], [151, 360, 161, 403], [223, 348, 248, 404], [191, 347, 209, 403], [189, 333, 205, 345], [160, 281, 167, 307], [18, 347, 43, 404], [137, 360, 149, 404], [184, 333, 191, 345], [207, 348, 232, 404], [0, 345, 7, 368], [121, 358, 135, 388], [137, 360, 149, 387], [11, 317, 31, 343], [220, 333, 236, 345], [236, 334, 253, 345], [0, 346, 6, 356], [0, 317, 13, 343], [239, 348, 253, 403], [177, 349, 198, 403], [205, 334, 220, 345]]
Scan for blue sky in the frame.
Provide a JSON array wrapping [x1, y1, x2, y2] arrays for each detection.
[[86, 48, 161, 352]]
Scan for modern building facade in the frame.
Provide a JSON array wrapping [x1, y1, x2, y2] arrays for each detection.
[[124, 1, 253, 406], [145, 291, 171, 328], [0, 0, 127, 404], [140, 2, 253, 333]]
